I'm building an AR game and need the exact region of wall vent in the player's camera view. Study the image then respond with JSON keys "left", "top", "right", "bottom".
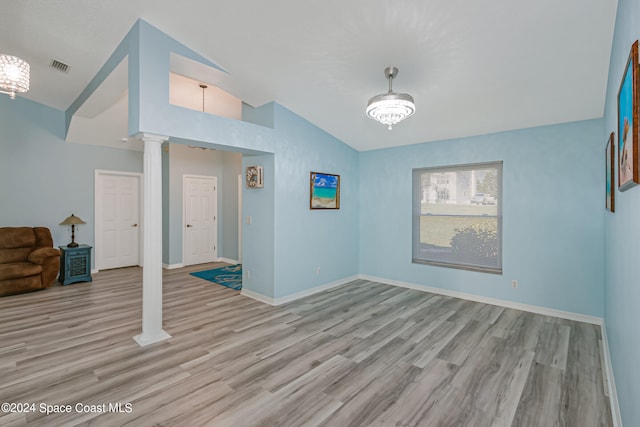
{"left": 49, "top": 59, "right": 70, "bottom": 73}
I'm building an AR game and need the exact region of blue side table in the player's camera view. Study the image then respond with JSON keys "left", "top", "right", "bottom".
{"left": 59, "top": 245, "right": 92, "bottom": 285}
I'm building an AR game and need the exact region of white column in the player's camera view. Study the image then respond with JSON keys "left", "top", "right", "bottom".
{"left": 133, "top": 133, "right": 171, "bottom": 346}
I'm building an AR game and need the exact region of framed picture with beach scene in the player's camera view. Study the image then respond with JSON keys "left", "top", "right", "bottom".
{"left": 310, "top": 172, "right": 340, "bottom": 209}
{"left": 618, "top": 40, "right": 639, "bottom": 191}
{"left": 606, "top": 132, "right": 615, "bottom": 212}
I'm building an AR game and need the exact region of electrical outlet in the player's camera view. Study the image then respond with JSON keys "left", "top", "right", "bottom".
{"left": 316, "top": 267, "right": 321, "bottom": 275}
{"left": 512, "top": 280, "right": 518, "bottom": 289}
{"left": 246, "top": 216, "right": 253, "bottom": 225}
{"left": 247, "top": 270, "right": 251, "bottom": 279}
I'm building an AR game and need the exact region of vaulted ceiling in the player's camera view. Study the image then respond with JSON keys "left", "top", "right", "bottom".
{"left": 2, "top": 0, "right": 617, "bottom": 151}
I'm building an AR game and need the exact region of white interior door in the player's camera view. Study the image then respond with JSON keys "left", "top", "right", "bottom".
{"left": 184, "top": 175, "right": 217, "bottom": 265}
{"left": 96, "top": 171, "right": 142, "bottom": 270}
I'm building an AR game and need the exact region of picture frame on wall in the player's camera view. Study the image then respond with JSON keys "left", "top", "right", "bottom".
{"left": 246, "top": 165, "right": 264, "bottom": 188}
{"left": 310, "top": 172, "right": 340, "bottom": 209}
{"left": 617, "top": 40, "right": 639, "bottom": 191}
{"left": 606, "top": 132, "right": 615, "bottom": 212}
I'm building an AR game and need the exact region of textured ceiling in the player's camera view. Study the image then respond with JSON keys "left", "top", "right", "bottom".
{"left": 1, "top": 0, "right": 618, "bottom": 151}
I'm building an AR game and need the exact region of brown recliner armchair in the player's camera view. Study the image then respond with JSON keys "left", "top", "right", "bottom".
{"left": 0, "top": 227, "right": 61, "bottom": 297}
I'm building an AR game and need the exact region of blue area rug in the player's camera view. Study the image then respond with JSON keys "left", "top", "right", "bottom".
{"left": 190, "top": 264, "right": 242, "bottom": 290}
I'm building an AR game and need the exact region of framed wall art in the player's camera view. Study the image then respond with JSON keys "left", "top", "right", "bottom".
{"left": 310, "top": 172, "right": 340, "bottom": 209}
{"left": 618, "top": 40, "right": 639, "bottom": 191}
{"left": 606, "top": 132, "right": 615, "bottom": 212}
{"left": 246, "top": 165, "right": 264, "bottom": 188}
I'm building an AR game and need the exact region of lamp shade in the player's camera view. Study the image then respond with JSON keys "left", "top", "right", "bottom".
{"left": 59, "top": 214, "right": 86, "bottom": 226}
{"left": 0, "top": 54, "right": 30, "bottom": 99}
{"left": 60, "top": 214, "right": 86, "bottom": 247}
{"left": 366, "top": 92, "right": 415, "bottom": 130}
{"left": 366, "top": 66, "right": 415, "bottom": 130}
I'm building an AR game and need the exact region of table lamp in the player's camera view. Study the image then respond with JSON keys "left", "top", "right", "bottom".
{"left": 59, "top": 214, "right": 86, "bottom": 247}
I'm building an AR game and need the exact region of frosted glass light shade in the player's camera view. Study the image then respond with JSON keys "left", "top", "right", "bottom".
{"left": 366, "top": 66, "right": 415, "bottom": 130}
{"left": 366, "top": 93, "right": 415, "bottom": 130}
{"left": 0, "top": 54, "right": 30, "bottom": 99}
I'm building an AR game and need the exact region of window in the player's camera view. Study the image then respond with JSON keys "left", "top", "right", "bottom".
{"left": 412, "top": 161, "right": 502, "bottom": 274}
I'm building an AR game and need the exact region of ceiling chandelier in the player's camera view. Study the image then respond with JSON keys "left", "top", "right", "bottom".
{"left": 0, "top": 54, "right": 30, "bottom": 100}
{"left": 366, "top": 66, "right": 415, "bottom": 130}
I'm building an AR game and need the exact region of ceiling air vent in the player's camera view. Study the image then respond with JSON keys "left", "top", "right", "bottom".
{"left": 49, "top": 59, "right": 70, "bottom": 73}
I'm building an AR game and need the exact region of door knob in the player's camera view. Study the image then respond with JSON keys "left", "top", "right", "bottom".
{"left": 186, "top": 224, "right": 193, "bottom": 228}
{"left": 132, "top": 224, "right": 138, "bottom": 227}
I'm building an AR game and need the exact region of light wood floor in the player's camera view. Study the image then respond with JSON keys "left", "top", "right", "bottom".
{"left": 0, "top": 264, "right": 612, "bottom": 426}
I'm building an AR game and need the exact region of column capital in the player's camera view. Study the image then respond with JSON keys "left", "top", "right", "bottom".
{"left": 135, "top": 132, "right": 169, "bottom": 143}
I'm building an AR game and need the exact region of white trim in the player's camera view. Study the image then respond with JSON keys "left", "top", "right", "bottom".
{"left": 134, "top": 132, "right": 170, "bottom": 141}
{"left": 274, "top": 275, "right": 359, "bottom": 305}
{"left": 600, "top": 321, "right": 622, "bottom": 427}
{"left": 358, "top": 274, "right": 603, "bottom": 325}
{"left": 217, "top": 257, "right": 240, "bottom": 265}
{"left": 240, "top": 273, "right": 603, "bottom": 324}
{"left": 163, "top": 263, "right": 185, "bottom": 270}
{"left": 241, "top": 275, "right": 359, "bottom": 306}
{"left": 240, "top": 288, "right": 276, "bottom": 305}
{"left": 238, "top": 174, "right": 242, "bottom": 264}
{"left": 133, "top": 330, "right": 172, "bottom": 347}
{"left": 91, "top": 269, "right": 99, "bottom": 274}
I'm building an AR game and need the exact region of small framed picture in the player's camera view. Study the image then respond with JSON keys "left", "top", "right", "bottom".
{"left": 617, "top": 40, "right": 639, "bottom": 191}
{"left": 310, "top": 172, "right": 340, "bottom": 209}
{"left": 606, "top": 132, "right": 615, "bottom": 212}
{"left": 246, "top": 165, "right": 264, "bottom": 188}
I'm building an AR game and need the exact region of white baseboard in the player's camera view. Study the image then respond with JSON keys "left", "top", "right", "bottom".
{"left": 165, "top": 259, "right": 237, "bottom": 270}
{"left": 274, "top": 275, "right": 359, "bottom": 305}
{"left": 242, "top": 273, "right": 603, "bottom": 324}
{"left": 240, "top": 288, "right": 276, "bottom": 305}
{"left": 357, "top": 274, "right": 603, "bottom": 326}
{"left": 600, "top": 321, "right": 622, "bottom": 427}
{"left": 241, "top": 275, "right": 359, "bottom": 306}
{"left": 163, "top": 263, "right": 185, "bottom": 270}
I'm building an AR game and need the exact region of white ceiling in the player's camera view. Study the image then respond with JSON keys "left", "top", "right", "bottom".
{"left": 2, "top": 0, "right": 618, "bottom": 151}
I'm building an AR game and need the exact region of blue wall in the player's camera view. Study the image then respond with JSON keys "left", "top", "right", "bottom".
{"left": 603, "top": 0, "right": 640, "bottom": 424}
{"left": 220, "top": 151, "right": 242, "bottom": 262}
{"left": 360, "top": 119, "right": 605, "bottom": 317}
{"left": 0, "top": 96, "right": 143, "bottom": 262}
{"left": 242, "top": 153, "right": 276, "bottom": 297}
{"left": 271, "top": 105, "right": 359, "bottom": 298}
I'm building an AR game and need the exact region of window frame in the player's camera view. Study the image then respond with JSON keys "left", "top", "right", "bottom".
{"left": 412, "top": 161, "right": 503, "bottom": 274}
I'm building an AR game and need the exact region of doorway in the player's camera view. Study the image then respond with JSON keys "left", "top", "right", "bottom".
{"left": 183, "top": 175, "right": 218, "bottom": 265}
{"left": 95, "top": 170, "right": 142, "bottom": 270}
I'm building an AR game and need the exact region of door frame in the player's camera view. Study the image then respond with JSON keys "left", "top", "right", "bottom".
{"left": 238, "top": 173, "right": 242, "bottom": 263}
{"left": 94, "top": 170, "right": 144, "bottom": 272}
{"left": 182, "top": 174, "right": 218, "bottom": 266}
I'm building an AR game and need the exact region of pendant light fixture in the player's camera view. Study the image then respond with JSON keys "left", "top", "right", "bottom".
{"left": 199, "top": 83, "right": 207, "bottom": 112}
{"left": 0, "top": 54, "right": 30, "bottom": 100}
{"left": 366, "top": 66, "right": 415, "bottom": 130}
